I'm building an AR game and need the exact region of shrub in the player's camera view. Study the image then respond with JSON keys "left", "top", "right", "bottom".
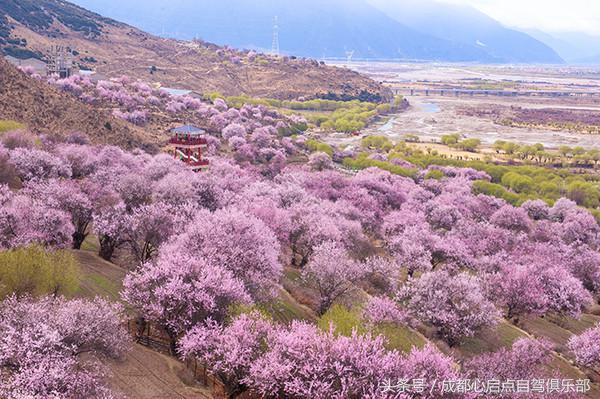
{"left": 305, "top": 139, "right": 334, "bottom": 156}
{"left": 425, "top": 169, "right": 445, "bottom": 180}
{"left": 0, "top": 245, "right": 80, "bottom": 298}
{"left": 0, "top": 130, "right": 38, "bottom": 149}
{"left": 361, "top": 135, "right": 393, "bottom": 151}
{"left": 456, "top": 138, "right": 481, "bottom": 152}
{"left": 473, "top": 181, "right": 521, "bottom": 205}
{"left": 501, "top": 172, "right": 534, "bottom": 193}
{"left": 343, "top": 154, "right": 417, "bottom": 179}
{"left": 0, "top": 120, "right": 24, "bottom": 133}
{"left": 441, "top": 134, "right": 460, "bottom": 146}
{"left": 318, "top": 304, "right": 367, "bottom": 337}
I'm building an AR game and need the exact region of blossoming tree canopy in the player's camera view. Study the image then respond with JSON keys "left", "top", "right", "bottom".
{"left": 0, "top": 296, "right": 129, "bottom": 398}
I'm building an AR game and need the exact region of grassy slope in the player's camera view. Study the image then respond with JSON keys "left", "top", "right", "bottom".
{"left": 71, "top": 249, "right": 124, "bottom": 301}
{"left": 72, "top": 236, "right": 600, "bottom": 397}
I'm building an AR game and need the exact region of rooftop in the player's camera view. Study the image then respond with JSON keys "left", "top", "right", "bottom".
{"left": 170, "top": 124, "right": 206, "bottom": 136}
{"left": 161, "top": 87, "right": 193, "bottom": 97}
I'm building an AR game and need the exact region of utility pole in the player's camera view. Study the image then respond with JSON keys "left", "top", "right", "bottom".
{"left": 48, "top": 45, "right": 74, "bottom": 78}
{"left": 345, "top": 50, "right": 355, "bottom": 63}
{"left": 271, "top": 16, "right": 280, "bottom": 56}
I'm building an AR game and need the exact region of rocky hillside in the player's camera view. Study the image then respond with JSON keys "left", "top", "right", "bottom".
{"left": 0, "top": 0, "right": 390, "bottom": 101}
{"left": 0, "top": 58, "right": 156, "bottom": 149}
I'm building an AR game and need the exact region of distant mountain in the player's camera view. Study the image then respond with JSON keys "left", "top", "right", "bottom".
{"left": 71, "top": 0, "right": 492, "bottom": 61}
{"left": 70, "top": 0, "right": 562, "bottom": 63}
{"left": 573, "top": 53, "right": 600, "bottom": 65}
{"left": 523, "top": 29, "right": 600, "bottom": 64}
{"left": 367, "top": 0, "right": 563, "bottom": 64}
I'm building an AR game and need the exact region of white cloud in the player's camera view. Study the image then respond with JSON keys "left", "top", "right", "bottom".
{"left": 440, "top": 0, "right": 600, "bottom": 35}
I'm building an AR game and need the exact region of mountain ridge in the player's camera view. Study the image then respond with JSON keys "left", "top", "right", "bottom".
{"left": 69, "top": 0, "right": 563, "bottom": 63}
{"left": 367, "top": 0, "right": 563, "bottom": 64}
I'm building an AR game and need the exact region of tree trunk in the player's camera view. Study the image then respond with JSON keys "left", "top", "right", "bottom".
{"left": 166, "top": 327, "right": 178, "bottom": 356}
{"left": 99, "top": 237, "right": 116, "bottom": 261}
{"left": 318, "top": 297, "right": 332, "bottom": 316}
{"left": 226, "top": 385, "right": 245, "bottom": 399}
{"left": 72, "top": 231, "right": 87, "bottom": 250}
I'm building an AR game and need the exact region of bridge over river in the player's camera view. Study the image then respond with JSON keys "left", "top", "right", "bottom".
{"left": 392, "top": 88, "right": 600, "bottom": 98}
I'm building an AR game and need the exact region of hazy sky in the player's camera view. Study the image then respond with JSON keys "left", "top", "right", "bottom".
{"left": 442, "top": 0, "right": 600, "bottom": 35}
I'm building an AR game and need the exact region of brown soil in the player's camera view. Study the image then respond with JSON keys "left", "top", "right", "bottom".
{"left": 105, "top": 344, "right": 213, "bottom": 399}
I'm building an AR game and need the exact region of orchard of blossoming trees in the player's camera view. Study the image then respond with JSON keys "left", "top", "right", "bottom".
{"left": 1, "top": 91, "right": 600, "bottom": 397}
{"left": 0, "top": 296, "right": 128, "bottom": 398}
{"left": 21, "top": 68, "right": 304, "bottom": 135}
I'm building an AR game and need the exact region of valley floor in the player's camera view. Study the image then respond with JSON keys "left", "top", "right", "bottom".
{"left": 325, "top": 96, "right": 600, "bottom": 150}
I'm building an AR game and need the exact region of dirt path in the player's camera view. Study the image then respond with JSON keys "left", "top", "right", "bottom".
{"left": 105, "top": 344, "right": 213, "bottom": 399}
{"left": 71, "top": 249, "right": 127, "bottom": 301}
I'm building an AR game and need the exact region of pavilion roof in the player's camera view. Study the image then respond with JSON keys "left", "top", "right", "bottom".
{"left": 170, "top": 125, "right": 206, "bottom": 136}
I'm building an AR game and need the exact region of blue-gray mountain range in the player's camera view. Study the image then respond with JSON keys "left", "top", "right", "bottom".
{"left": 71, "top": 0, "right": 564, "bottom": 63}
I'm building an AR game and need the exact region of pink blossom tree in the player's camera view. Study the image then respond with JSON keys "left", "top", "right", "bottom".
{"left": 0, "top": 129, "right": 37, "bottom": 149}
{"left": 485, "top": 264, "right": 548, "bottom": 322}
{"left": 0, "top": 145, "right": 17, "bottom": 185}
{"left": 464, "top": 338, "right": 576, "bottom": 398}
{"left": 93, "top": 202, "right": 129, "bottom": 261}
{"left": 362, "top": 256, "right": 402, "bottom": 293}
{"left": 144, "top": 153, "right": 189, "bottom": 181}
{"left": 485, "top": 253, "right": 592, "bottom": 322}
{"left": 122, "top": 252, "right": 250, "bottom": 353}
{"left": 308, "top": 151, "right": 334, "bottom": 171}
{"left": 222, "top": 123, "right": 247, "bottom": 140}
{"left": 115, "top": 172, "right": 153, "bottom": 210}
{"left": 213, "top": 98, "right": 228, "bottom": 111}
{"left": 490, "top": 204, "right": 533, "bottom": 233}
{"left": 0, "top": 195, "right": 74, "bottom": 249}
{"left": 538, "top": 265, "right": 593, "bottom": 317}
{"left": 0, "top": 184, "right": 12, "bottom": 205}
{"left": 521, "top": 199, "right": 550, "bottom": 220}
{"left": 362, "top": 296, "right": 409, "bottom": 326}
{"left": 23, "top": 179, "right": 111, "bottom": 249}
{"left": 235, "top": 196, "right": 293, "bottom": 246}
{"left": 302, "top": 241, "right": 368, "bottom": 315}
{"left": 9, "top": 147, "right": 72, "bottom": 181}
{"left": 247, "top": 322, "right": 404, "bottom": 399}
{"left": 152, "top": 172, "right": 200, "bottom": 206}
{"left": 181, "top": 312, "right": 457, "bottom": 399}
{"left": 112, "top": 109, "right": 148, "bottom": 126}
{"left": 164, "top": 208, "right": 282, "bottom": 299}
{"left": 568, "top": 323, "right": 600, "bottom": 368}
{"left": 54, "top": 144, "right": 98, "bottom": 178}
{"left": 123, "top": 202, "right": 181, "bottom": 263}
{"left": 178, "top": 312, "right": 273, "bottom": 398}
{"left": 559, "top": 210, "right": 600, "bottom": 246}
{"left": 399, "top": 344, "right": 459, "bottom": 394}
{"left": 0, "top": 295, "right": 129, "bottom": 398}
{"left": 397, "top": 270, "right": 500, "bottom": 346}
{"left": 566, "top": 246, "right": 600, "bottom": 293}
{"left": 289, "top": 200, "right": 364, "bottom": 267}
{"left": 248, "top": 321, "right": 457, "bottom": 399}
{"left": 210, "top": 113, "right": 228, "bottom": 132}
